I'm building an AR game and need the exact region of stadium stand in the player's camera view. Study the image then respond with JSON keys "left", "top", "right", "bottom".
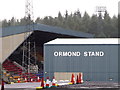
{"left": 1, "top": 24, "right": 94, "bottom": 83}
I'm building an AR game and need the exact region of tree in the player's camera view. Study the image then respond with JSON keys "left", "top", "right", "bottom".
{"left": 58, "top": 11, "right": 63, "bottom": 22}
{"left": 102, "top": 11, "right": 116, "bottom": 37}
{"left": 16, "top": 19, "right": 20, "bottom": 26}
{"left": 88, "top": 14, "right": 98, "bottom": 34}
{"left": 0, "top": 21, "right": 2, "bottom": 27}
{"left": 118, "top": 14, "right": 120, "bottom": 37}
{"left": 65, "top": 10, "right": 68, "bottom": 19}
{"left": 104, "top": 11, "right": 111, "bottom": 23}
{"left": 110, "top": 16, "right": 118, "bottom": 37}
{"left": 2, "top": 19, "right": 8, "bottom": 27}
{"left": 35, "top": 17, "right": 42, "bottom": 24}
{"left": 0, "top": 10, "right": 118, "bottom": 38}
{"left": 81, "top": 12, "right": 90, "bottom": 32}
{"left": 20, "top": 17, "right": 27, "bottom": 25}
{"left": 10, "top": 17, "right": 16, "bottom": 26}
{"left": 76, "top": 9, "right": 81, "bottom": 18}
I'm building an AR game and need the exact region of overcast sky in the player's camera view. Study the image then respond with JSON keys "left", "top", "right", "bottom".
{"left": 0, "top": 0, "right": 119, "bottom": 20}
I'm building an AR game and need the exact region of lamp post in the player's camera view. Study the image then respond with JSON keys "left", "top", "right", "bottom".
{"left": 96, "top": 6, "right": 106, "bottom": 19}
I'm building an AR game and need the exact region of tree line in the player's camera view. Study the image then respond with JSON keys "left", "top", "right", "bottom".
{"left": 0, "top": 10, "right": 118, "bottom": 37}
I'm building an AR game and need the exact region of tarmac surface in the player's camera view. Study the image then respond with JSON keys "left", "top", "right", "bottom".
{"left": 59, "top": 81, "right": 120, "bottom": 90}
{"left": 60, "top": 81, "right": 120, "bottom": 88}
{"left": 1, "top": 81, "right": 120, "bottom": 90}
{"left": 4, "top": 88, "right": 120, "bottom": 90}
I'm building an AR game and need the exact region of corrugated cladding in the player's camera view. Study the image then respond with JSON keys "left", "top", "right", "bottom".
{"left": 0, "top": 24, "right": 94, "bottom": 37}
{"left": 44, "top": 44, "right": 119, "bottom": 82}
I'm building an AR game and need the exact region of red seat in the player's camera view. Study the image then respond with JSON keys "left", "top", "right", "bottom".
{"left": 3, "top": 60, "right": 22, "bottom": 74}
